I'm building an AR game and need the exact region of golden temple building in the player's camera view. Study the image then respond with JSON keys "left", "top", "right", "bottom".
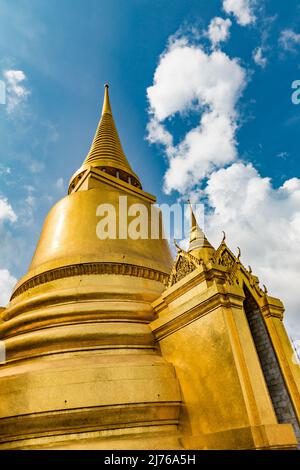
{"left": 0, "top": 85, "right": 300, "bottom": 450}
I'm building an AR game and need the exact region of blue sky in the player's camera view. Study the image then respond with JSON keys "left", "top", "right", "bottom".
{"left": 1, "top": 0, "right": 300, "bottom": 337}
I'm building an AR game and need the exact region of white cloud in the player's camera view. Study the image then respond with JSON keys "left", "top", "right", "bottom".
{"left": 147, "top": 22, "right": 300, "bottom": 338}
{"left": 203, "top": 163, "right": 300, "bottom": 339}
{"left": 3, "top": 69, "right": 30, "bottom": 113}
{"left": 0, "top": 269, "right": 17, "bottom": 306}
{"left": 0, "top": 197, "right": 17, "bottom": 224}
{"left": 223, "top": 0, "right": 256, "bottom": 26}
{"left": 21, "top": 186, "right": 36, "bottom": 226}
{"left": 25, "top": 194, "right": 35, "bottom": 207}
{"left": 277, "top": 151, "right": 289, "bottom": 160}
{"left": 164, "top": 111, "right": 238, "bottom": 193}
{"left": 147, "top": 118, "right": 174, "bottom": 150}
{"left": 207, "top": 17, "right": 232, "bottom": 47}
{"left": 29, "top": 160, "right": 45, "bottom": 174}
{"left": 147, "top": 38, "right": 247, "bottom": 194}
{"left": 56, "top": 177, "right": 65, "bottom": 191}
{"left": 0, "top": 166, "right": 11, "bottom": 176}
{"left": 279, "top": 29, "right": 300, "bottom": 52}
{"left": 253, "top": 46, "right": 267, "bottom": 68}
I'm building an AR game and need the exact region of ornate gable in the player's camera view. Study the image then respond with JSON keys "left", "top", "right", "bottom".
{"left": 212, "top": 242, "right": 240, "bottom": 285}
{"left": 213, "top": 241, "right": 267, "bottom": 300}
{"left": 218, "top": 249, "right": 236, "bottom": 269}
{"left": 168, "top": 250, "right": 202, "bottom": 287}
{"left": 168, "top": 236, "right": 268, "bottom": 304}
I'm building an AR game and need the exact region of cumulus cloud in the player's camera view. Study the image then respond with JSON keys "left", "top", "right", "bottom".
{"left": 223, "top": 0, "right": 256, "bottom": 26}
{"left": 0, "top": 197, "right": 17, "bottom": 224}
{"left": 279, "top": 29, "right": 300, "bottom": 52}
{"left": 253, "top": 46, "right": 267, "bottom": 68}
{"left": 147, "top": 118, "right": 174, "bottom": 149}
{"left": 203, "top": 163, "right": 300, "bottom": 338}
{"left": 147, "top": 18, "right": 300, "bottom": 338}
{"left": 0, "top": 269, "right": 17, "bottom": 306}
{"left": 147, "top": 38, "right": 247, "bottom": 193}
{"left": 207, "top": 17, "right": 232, "bottom": 47}
{"left": 3, "top": 69, "right": 30, "bottom": 113}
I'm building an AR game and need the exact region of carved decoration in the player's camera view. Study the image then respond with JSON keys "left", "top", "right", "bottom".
{"left": 226, "top": 260, "right": 240, "bottom": 286}
{"left": 218, "top": 250, "right": 236, "bottom": 269}
{"left": 168, "top": 251, "right": 201, "bottom": 287}
{"left": 214, "top": 242, "right": 267, "bottom": 297}
{"left": 11, "top": 262, "right": 170, "bottom": 300}
{"left": 173, "top": 256, "right": 196, "bottom": 284}
{"left": 212, "top": 245, "right": 240, "bottom": 286}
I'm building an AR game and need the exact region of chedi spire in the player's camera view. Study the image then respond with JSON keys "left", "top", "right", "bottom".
{"left": 188, "top": 200, "right": 215, "bottom": 262}
{"left": 70, "top": 84, "right": 141, "bottom": 191}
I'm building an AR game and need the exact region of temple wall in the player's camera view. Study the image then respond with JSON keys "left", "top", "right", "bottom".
{"left": 151, "top": 269, "right": 297, "bottom": 449}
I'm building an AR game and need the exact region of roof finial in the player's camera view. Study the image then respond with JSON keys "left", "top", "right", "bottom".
{"left": 102, "top": 83, "right": 112, "bottom": 115}
{"left": 188, "top": 199, "right": 197, "bottom": 230}
{"left": 187, "top": 198, "right": 214, "bottom": 257}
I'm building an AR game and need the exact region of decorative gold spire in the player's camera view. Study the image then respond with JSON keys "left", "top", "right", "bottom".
{"left": 188, "top": 201, "right": 215, "bottom": 261}
{"left": 82, "top": 84, "right": 141, "bottom": 187}
{"left": 101, "top": 83, "right": 112, "bottom": 115}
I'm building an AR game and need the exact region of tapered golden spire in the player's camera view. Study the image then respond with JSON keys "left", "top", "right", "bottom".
{"left": 101, "top": 83, "right": 112, "bottom": 115}
{"left": 80, "top": 84, "right": 141, "bottom": 188}
{"left": 188, "top": 201, "right": 215, "bottom": 261}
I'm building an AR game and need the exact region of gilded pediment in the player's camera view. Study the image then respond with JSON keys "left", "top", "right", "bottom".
{"left": 168, "top": 250, "right": 202, "bottom": 287}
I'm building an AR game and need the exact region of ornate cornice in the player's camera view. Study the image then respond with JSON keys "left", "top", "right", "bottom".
{"left": 11, "top": 262, "right": 169, "bottom": 300}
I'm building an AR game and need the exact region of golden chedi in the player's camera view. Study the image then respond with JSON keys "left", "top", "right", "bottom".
{"left": 0, "top": 85, "right": 300, "bottom": 450}
{"left": 0, "top": 85, "right": 181, "bottom": 450}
